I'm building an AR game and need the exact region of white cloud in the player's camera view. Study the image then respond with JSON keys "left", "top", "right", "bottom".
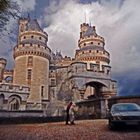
{"left": 43, "top": 0, "right": 140, "bottom": 75}
{"left": 14, "top": 0, "right": 36, "bottom": 12}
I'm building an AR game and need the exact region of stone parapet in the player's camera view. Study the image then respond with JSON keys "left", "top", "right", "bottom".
{"left": 13, "top": 45, "right": 51, "bottom": 60}
{"left": 0, "top": 83, "right": 30, "bottom": 93}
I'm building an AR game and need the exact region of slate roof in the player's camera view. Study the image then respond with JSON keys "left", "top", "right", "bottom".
{"left": 27, "top": 19, "right": 43, "bottom": 32}
{"left": 78, "top": 45, "right": 105, "bottom": 51}
{"left": 83, "top": 26, "right": 96, "bottom": 37}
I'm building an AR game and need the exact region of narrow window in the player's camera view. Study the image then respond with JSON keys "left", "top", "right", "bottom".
{"left": 27, "top": 56, "right": 33, "bottom": 66}
{"left": 27, "top": 69, "right": 32, "bottom": 79}
{"left": 41, "top": 86, "right": 44, "bottom": 97}
{"left": 51, "top": 79, "right": 55, "bottom": 86}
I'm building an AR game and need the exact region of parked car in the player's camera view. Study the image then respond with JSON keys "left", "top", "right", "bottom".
{"left": 108, "top": 103, "right": 140, "bottom": 129}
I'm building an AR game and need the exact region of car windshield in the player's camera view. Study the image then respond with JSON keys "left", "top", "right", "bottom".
{"left": 112, "top": 104, "right": 140, "bottom": 112}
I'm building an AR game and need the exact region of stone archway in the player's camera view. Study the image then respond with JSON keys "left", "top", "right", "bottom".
{"left": 8, "top": 95, "right": 21, "bottom": 111}
{"left": 84, "top": 81, "right": 107, "bottom": 99}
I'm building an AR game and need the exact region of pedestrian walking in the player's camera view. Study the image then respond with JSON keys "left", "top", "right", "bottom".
{"left": 69, "top": 102, "right": 77, "bottom": 125}
{"left": 65, "top": 101, "right": 72, "bottom": 125}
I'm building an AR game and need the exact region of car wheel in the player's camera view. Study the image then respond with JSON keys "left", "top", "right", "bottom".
{"left": 108, "top": 120, "right": 115, "bottom": 130}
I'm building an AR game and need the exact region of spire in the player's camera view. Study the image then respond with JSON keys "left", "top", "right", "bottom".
{"left": 27, "top": 13, "right": 30, "bottom": 21}
{"left": 84, "top": 12, "right": 87, "bottom": 23}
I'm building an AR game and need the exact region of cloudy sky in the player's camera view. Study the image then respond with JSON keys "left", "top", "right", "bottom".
{"left": 0, "top": 0, "right": 140, "bottom": 96}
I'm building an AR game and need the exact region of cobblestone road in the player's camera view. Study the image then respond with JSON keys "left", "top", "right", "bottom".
{"left": 0, "top": 119, "right": 140, "bottom": 140}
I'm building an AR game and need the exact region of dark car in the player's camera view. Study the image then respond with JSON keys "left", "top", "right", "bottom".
{"left": 108, "top": 103, "right": 140, "bottom": 129}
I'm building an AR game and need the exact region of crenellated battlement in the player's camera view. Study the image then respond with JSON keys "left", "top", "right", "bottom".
{"left": 13, "top": 44, "right": 51, "bottom": 60}
{"left": 0, "top": 83, "right": 30, "bottom": 93}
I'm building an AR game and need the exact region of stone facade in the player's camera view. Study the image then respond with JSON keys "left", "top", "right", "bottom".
{"left": 0, "top": 16, "right": 117, "bottom": 117}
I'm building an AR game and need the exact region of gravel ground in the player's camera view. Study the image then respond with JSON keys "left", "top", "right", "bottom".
{"left": 0, "top": 119, "right": 140, "bottom": 140}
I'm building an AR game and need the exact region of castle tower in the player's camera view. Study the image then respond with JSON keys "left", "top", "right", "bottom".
{"left": 0, "top": 58, "right": 7, "bottom": 82}
{"left": 75, "top": 23, "right": 110, "bottom": 70}
{"left": 13, "top": 17, "right": 51, "bottom": 109}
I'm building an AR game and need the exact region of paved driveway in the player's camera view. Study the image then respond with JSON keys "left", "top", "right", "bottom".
{"left": 0, "top": 119, "right": 140, "bottom": 140}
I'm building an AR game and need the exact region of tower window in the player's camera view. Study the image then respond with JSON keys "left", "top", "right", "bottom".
{"left": 31, "top": 35, "right": 34, "bottom": 38}
{"left": 27, "top": 56, "right": 33, "bottom": 66}
{"left": 98, "top": 42, "right": 100, "bottom": 45}
{"left": 27, "top": 69, "right": 32, "bottom": 79}
{"left": 51, "top": 79, "right": 56, "bottom": 86}
{"left": 91, "top": 42, "right": 93, "bottom": 44}
{"left": 23, "top": 36, "right": 26, "bottom": 39}
{"left": 41, "top": 86, "right": 44, "bottom": 97}
{"left": 84, "top": 43, "right": 86, "bottom": 46}
{"left": 39, "top": 37, "right": 42, "bottom": 40}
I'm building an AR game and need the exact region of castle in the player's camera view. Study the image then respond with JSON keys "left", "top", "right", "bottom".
{"left": 0, "top": 16, "right": 117, "bottom": 116}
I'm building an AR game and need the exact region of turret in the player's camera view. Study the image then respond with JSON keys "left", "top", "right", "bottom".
{"left": 75, "top": 23, "right": 110, "bottom": 70}
{"left": 0, "top": 58, "right": 7, "bottom": 82}
{"left": 13, "top": 16, "right": 51, "bottom": 109}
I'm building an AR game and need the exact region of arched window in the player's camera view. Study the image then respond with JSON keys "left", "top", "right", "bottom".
{"left": 8, "top": 96, "right": 21, "bottom": 111}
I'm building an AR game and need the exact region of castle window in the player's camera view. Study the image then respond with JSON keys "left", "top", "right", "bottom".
{"left": 27, "top": 69, "right": 32, "bottom": 79}
{"left": 91, "top": 42, "right": 93, "bottom": 44}
{"left": 97, "top": 50, "right": 99, "bottom": 53}
{"left": 39, "top": 37, "right": 42, "bottom": 40}
{"left": 30, "top": 44, "right": 32, "bottom": 46}
{"left": 82, "top": 51, "right": 84, "bottom": 54}
{"left": 41, "top": 86, "right": 44, "bottom": 97}
{"left": 31, "top": 35, "right": 34, "bottom": 38}
{"left": 84, "top": 43, "right": 86, "bottom": 46}
{"left": 23, "top": 36, "right": 26, "bottom": 39}
{"left": 107, "top": 70, "right": 110, "bottom": 75}
{"left": 38, "top": 44, "right": 40, "bottom": 47}
{"left": 22, "top": 44, "right": 25, "bottom": 47}
{"left": 89, "top": 50, "right": 91, "bottom": 53}
{"left": 28, "top": 56, "right": 33, "bottom": 66}
{"left": 98, "top": 42, "right": 100, "bottom": 45}
{"left": 51, "top": 79, "right": 56, "bottom": 86}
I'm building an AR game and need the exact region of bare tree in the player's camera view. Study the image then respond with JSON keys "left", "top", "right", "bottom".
{"left": 0, "top": 0, "right": 20, "bottom": 32}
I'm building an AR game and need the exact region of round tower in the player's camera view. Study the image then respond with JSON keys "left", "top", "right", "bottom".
{"left": 0, "top": 58, "right": 7, "bottom": 82}
{"left": 75, "top": 23, "right": 110, "bottom": 70}
{"left": 13, "top": 17, "right": 51, "bottom": 108}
